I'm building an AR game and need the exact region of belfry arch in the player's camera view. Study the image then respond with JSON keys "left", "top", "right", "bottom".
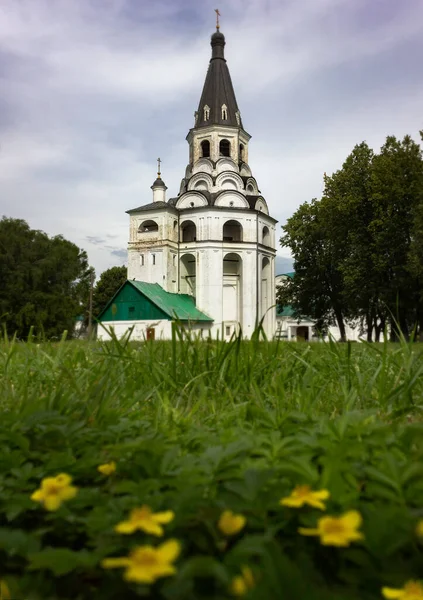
{"left": 180, "top": 220, "right": 196, "bottom": 242}
{"left": 180, "top": 253, "right": 196, "bottom": 296}
{"left": 223, "top": 220, "right": 243, "bottom": 242}
{"left": 222, "top": 252, "right": 242, "bottom": 337}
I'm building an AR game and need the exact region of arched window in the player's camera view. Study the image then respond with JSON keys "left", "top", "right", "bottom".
{"left": 201, "top": 140, "right": 210, "bottom": 158}
{"left": 180, "top": 253, "right": 196, "bottom": 296}
{"left": 221, "top": 104, "right": 228, "bottom": 120}
{"left": 203, "top": 104, "right": 210, "bottom": 121}
{"left": 246, "top": 184, "right": 254, "bottom": 194}
{"left": 139, "top": 220, "right": 158, "bottom": 233}
{"left": 262, "top": 226, "right": 270, "bottom": 245}
{"left": 219, "top": 139, "right": 231, "bottom": 157}
{"left": 239, "top": 144, "right": 244, "bottom": 161}
{"left": 181, "top": 220, "right": 196, "bottom": 242}
{"left": 223, "top": 220, "right": 242, "bottom": 242}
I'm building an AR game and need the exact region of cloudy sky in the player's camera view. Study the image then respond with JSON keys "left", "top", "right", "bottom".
{"left": 1, "top": 0, "right": 423, "bottom": 277}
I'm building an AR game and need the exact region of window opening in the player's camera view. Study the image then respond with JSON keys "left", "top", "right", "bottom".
{"left": 219, "top": 139, "right": 230, "bottom": 157}
{"left": 152, "top": 254, "right": 156, "bottom": 265}
{"left": 203, "top": 104, "right": 210, "bottom": 121}
{"left": 139, "top": 220, "right": 158, "bottom": 233}
{"left": 221, "top": 104, "right": 228, "bottom": 120}
{"left": 201, "top": 140, "right": 210, "bottom": 158}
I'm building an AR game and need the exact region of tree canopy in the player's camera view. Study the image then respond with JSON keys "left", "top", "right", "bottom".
{"left": 0, "top": 217, "right": 92, "bottom": 339}
{"left": 279, "top": 132, "right": 423, "bottom": 341}
{"left": 92, "top": 265, "right": 127, "bottom": 319}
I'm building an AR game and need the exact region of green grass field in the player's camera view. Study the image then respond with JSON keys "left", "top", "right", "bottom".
{"left": 1, "top": 330, "right": 423, "bottom": 599}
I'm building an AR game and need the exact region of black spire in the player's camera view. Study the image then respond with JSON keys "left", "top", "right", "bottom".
{"left": 195, "top": 30, "right": 243, "bottom": 129}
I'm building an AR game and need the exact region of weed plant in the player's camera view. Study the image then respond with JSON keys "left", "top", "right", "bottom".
{"left": 0, "top": 327, "right": 423, "bottom": 599}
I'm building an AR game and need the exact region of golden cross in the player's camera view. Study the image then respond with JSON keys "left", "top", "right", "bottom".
{"left": 215, "top": 8, "right": 221, "bottom": 30}
{"left": 157, "top": 157, "right": 161, "bottom": 176}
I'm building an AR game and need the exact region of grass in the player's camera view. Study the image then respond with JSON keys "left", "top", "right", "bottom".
{"left": 1, "top": 329, "right": 423, "bottom": 599}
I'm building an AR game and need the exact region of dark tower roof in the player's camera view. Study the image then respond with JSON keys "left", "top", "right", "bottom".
{"left": 196, "top": 30, "right": 243, "bottom": 129}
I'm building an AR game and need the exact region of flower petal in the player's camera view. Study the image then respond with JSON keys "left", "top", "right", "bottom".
{"left": 298, "top": 527, "right": 320, "bottom": 536}
{"left": 102, "top": 557, "right": 131, "bottom": 569}
{"left": 313, "top": 490, "right": 330, "bottom": 500}
{"left": 416, "top": 520, "right": 423, "bottom": 537}
{"left": 55, "top": 473, "right": 72, "bottom": 486}
{"left": 381, "top": 587, "right": 404, "bottom": 599}
{"left": 153, "top": 510, "right": 175, "bottom": 524}
{"left": 44, "top": 496, "right": 62, "bottom": 511}
{"left": 320, "top": 534, "right": 351, "bottom": 547}
{"left": 341, "top": 510, "right": 362, "bottom": 529}
{"left": 231, "top": 575, "right": 248, "bottom": 596}
{"left": 59, "top": 486, "right": 78, "bottom": 501}
{"left": 31, "top": 490, "right": 43, "bottom": 502}
{"left": 157, "top": 539, "right": 181, "bottom": 563}
{"left": 124, "top": 566, "right": 156, "bottom": 583}
{"left": 306, "top": 498, "right": 327, "bottom": 510}
{"left": 115, "top": 520, "right": 138, "bottom": 534}
{"left": 241, "top": 566, "right": 254, "bottom": 588}
{"left": 0, "top": 580, "right": 11, "bottom": 600}
{"left": 280, "top": 497, "right": 305, "bottom": 508}
{"left": 138, "top": 521, "right": 164, "bottom": 536}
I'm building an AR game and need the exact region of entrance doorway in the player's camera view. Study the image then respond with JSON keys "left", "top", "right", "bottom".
{"left": 146, "top": 327, "right": 155, "bottom": 341}
{"left": 296, "top": 326, "right": 309, "bottom": 342}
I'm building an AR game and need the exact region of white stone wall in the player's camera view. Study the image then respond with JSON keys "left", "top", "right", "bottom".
{"left": 97, "top": 319, "right": 213, "bottom": 341}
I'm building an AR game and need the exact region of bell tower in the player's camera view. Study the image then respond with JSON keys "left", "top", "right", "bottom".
{"left": 126, "top": 18, "right": 277, "bottom": 339}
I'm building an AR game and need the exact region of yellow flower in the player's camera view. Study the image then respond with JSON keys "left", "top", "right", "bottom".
{"left": 98, "top": 462, "right": 116, "bottom": 476}
{"left": 280, "top": 484, "right": 330, "bottom": 510}
{"left": 0, "top": 579, "right": 11, "bottom": 600}
{"left": 30, "top": 473, "right": 78, "bottom": 511}
{"left": 115, "top": 505, "right": 174, "bottom": 536}
{"left": 102, "top": 539, "right": 180, "bottom": 584}
{"left": 218, "top": 510, "right": 246, "bottom": 536}
{"left": 298, "top": 510, "right": 364, "bottom": 547}
{"left": 382, "top": 580, "right": 423, "bottom": 599}
{"left": 416, "top": 520, "right": 423, "bottom": 538}
{"left": 230, "top": 566, "right": 255, "bottom": 596}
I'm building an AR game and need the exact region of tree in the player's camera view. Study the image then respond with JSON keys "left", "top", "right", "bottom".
{"left": 279, "top": 134, "right": 423, "bottom": 341}
{"left": 369, "top": 135, "right": 423, "bottom": 339}
{"left": 0, "top": 217, "right": 92, "bottom": 338}
{"left": 279, "top": 199, "right": 350, "bottom": 341}
{"left": 322, "top": 142, "right": 383, "bottom": 341}
{"left": 92, "top": 265, "right": 127, "bottom": 319}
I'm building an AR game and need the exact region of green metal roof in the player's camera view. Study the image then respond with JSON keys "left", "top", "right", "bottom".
{"left": 276, "top": 271, "right": 295, "bottom": 278}
{"left": 276, "top": 305, "right": 296, "bottom": 317}
{"left": 127, "top": 281, "right": 213, "bottom": 322}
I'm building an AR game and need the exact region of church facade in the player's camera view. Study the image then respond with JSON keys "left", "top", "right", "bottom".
{"left": 98, "top": 27, "right": 277, "bottom": 341}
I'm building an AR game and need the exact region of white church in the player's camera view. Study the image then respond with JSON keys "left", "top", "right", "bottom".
{"left": 97, "top": 25, "right": 362, "bottom": 343}
{"left": 98, "top": 25, "right": 277, "bottom": 341}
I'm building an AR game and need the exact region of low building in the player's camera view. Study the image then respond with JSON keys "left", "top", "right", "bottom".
{"left": 97, "top": 281, "right": 212, "bottom": 341}
{"left": 275, "top": 272, "right": 362, "bottom": 342}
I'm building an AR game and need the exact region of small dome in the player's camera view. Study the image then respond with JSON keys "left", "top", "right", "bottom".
{"left": 211, "top": 30, "right": 225, "bottom": 45}
{"left": 151, "top": 177, "right": 166, "bottom": 188}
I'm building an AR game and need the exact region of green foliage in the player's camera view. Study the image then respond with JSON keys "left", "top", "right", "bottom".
{"left": 279, "top": 134, "right": 423, "bottom": 341}
{"left": 0, "top": 217, "right": 92, "bottom": 339}
{"left": 0, "top": 335, "right": 423, "bottom": 599}
{"left": 92, "top": 266, "right": 127, "bottom": 320}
